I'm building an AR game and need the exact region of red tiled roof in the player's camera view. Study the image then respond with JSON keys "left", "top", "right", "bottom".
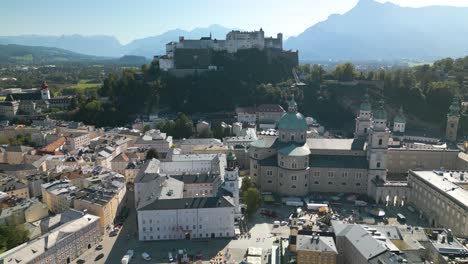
{"left": 40, "top": 137, "right": 65, "bottom": 153}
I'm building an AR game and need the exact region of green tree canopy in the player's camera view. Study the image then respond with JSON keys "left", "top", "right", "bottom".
{"left": 145, "top": 148, "right": 160, "bottom": 160}
{"left": 242, "top": 187, "right": 261, "bottom": 216}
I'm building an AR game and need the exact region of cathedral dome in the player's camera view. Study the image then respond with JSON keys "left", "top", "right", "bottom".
{"left": 277, "top": 97, "right": 307, "bottom": 131}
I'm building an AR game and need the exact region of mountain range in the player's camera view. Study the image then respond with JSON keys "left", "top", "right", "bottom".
{"left": 0, "top": 25, "right": 233, "bottom": 59}
{"left": 2, "top": 1, "right": 468, "bottom": 61}
{"left": 285, "top": 0, "right": 468, "bottom": 61}
{"left": 0, "top": 44, "right": 149, "bottom": 65}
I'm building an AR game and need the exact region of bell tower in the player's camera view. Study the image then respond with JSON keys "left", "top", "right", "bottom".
{"left": 367, "top": 100, "right": 390, "bottom": 194}
{"left": 41, "top": 80, "right": 51, "bottom": 100}
{"left": 355, "top": 89, "right": 372, "bottom": 138}
{"left": 224, "top": 152, "right": 241, "bottom": 218}
{"left": 446, "top": 97, "right": 460, "bottom": 142}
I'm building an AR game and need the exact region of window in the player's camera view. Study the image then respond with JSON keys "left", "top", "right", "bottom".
{"left": 143, "top": 227, "right": 146, "bottom": 231}
{"left": 291, "top": 135, "right": 295, "bottom": 141}
{"left": 376, "top": 162, "right": 381, "bottom": 168}
{"left": 282, "top": 134, "right": 285, "bottom": 139}
{"left": 254, "top": 153, "right": 258, "bottom": 158}
{"left": 280, "top": 161, "right": 284, "bottom": 166}
{"left": 378, "top": 139, "right": 383, "bottom": 145}
{"left": 328, "top": 171, "right": 334, "bottom": 177}
{"left": 267, "top": 180, "right": 272, "bottom": 183}
{"left": 292, "top": 185, "right": 296, "bottom": 189}
{"left": 301, "top": 135, "right": 304, "bottom": 140}
{"left": 291, "top": 175, "right": 297, "bottom": 181}
{"left": 328, "top": 181, "right": 333, "bottom": 185}
{"left": 356, "top": 183, "right": 361, "bottom": 186}
{"left": 314, "top": 181, "right": 319, "bottom": 184}
{"left": 267, "top": 170, "right": 273, "bottom": 176}
{"left": 364, "top": 128, "right": 367, "bottom": 133}
{"left": 342, "top": 182, "right": 346, "bottom": 186}
{"left": 342, "top": 172, "right": 347, "bottom": 178}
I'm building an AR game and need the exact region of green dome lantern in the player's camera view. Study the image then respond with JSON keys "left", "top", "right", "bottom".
{"left": 277, "top": 95, "right": 307, "bottom": 131}
{"left": 373, "top": 100, "right": 387, "bottom": 120}
{"left": 360, "top": 90, "right": 372, "bottom": 111}
{"left": 394, "top": 106, "right": 406, "bottom": 123}
{"left": 448, "top": 97, "right": 461, "bottom": 117}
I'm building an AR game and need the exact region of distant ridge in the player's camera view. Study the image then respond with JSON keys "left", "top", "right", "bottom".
{"left": 0, "top": 25, "right": 235, "bottom": 58}
{"left": 0, "top": 44, "right": 149, "bottom": 65}
{"left": 285, "top": 0, "right": 468, "bottom": 61}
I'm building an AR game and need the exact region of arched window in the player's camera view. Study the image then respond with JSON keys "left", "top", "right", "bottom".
{"left": 291, "top": 135, "right": 295, "bottom": 141}
{"left": 378, "top": 139, "right": 383, "bottom": 145}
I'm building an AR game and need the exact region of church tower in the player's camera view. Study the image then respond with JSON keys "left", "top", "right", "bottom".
{"left": 41, "top": 80, "right": 51, "bottom": 100}
{"left": 224, "top": 152, "right": 241, "bottom": 218}
{"left": 355, "top": 90, "right": 372, "bottom": 138}
{"left": 446, "top": 97, "right": 460, "bottom": 142}
{"left": 367, "top": 100, "right": 390, "bottom": 192}
{"left": 393, "top": 106, "right": 406, "bottom": 133}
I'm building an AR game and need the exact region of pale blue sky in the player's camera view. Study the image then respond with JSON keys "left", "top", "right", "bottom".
{"left": 2, "top": 0, "right": 468, "bottom": 44}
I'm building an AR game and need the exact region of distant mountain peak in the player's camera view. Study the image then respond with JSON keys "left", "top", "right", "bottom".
{"left": 285, "top": 1, "right": 468, "bottom": 61}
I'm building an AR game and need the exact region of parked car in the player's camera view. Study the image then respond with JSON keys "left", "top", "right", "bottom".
{"left": 76, "top": 259, "right": 85, "bottom": 264}
{"left": 109, "top": 231, "right": 118, "bottom": 237}
{"left": 95, "top": 253, "right": 104, "bottom": 261}
{"left": 142, "top": 252, "right": 151, "bottom": 261}
{"left": 168, "top": 252, "right": 174, "bottom": 262}
{"left": 95, "top": 245, "right": 103, "bottom": 250}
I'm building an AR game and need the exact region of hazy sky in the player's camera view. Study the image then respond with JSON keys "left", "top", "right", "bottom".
{"left": 2, "top": 0, "right": 468, "bottom": 44}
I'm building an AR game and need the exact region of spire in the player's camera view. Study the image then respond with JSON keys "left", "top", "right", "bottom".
{"left": 394, "top": 106, "right": 406, "bottom": 123}
{"left": 41, "top": 80, "right": 49, "bottom": 90}
{"left": 226, "top": 152, "right": 237, "bottom": 171}
{"left": 448, "top": 97, "right": 460, "bottom": 117}
{"left": 287, "top": 95, "right": 298, "bottom": 113}
{"left": 374, "top": 100, "right": 387, "bottom": 120}
{"left": 360, "top": 89, "right": 372, "bottom": 111}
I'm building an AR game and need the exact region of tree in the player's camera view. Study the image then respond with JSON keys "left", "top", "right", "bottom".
{"left": 334, "top": 63, "right": 356, "bottom": 81}
{"left": 240, "top": 176, "right": 253, "bottom": 194}
{"left": 0, "top": 225, "right": 29, "bottom": 253}
{"left": 242, "top": 187, "right": 261, "bottom": 216}
{"left": 198, "top": 128, "right": 214, "bottom": 138}
{"left": 145, "top": 148, "right": 160, "bottom": 160}
{"left": 143, "top": 124, "right": 151, "bottom": 133}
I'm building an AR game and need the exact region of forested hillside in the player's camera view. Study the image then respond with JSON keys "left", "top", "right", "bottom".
{"left": 72, "top": 53, "right": 468, "bottom": 138}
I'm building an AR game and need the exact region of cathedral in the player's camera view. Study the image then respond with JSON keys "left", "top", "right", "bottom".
{"left": 249, "top": 93, "right": 465, "bottom": 204}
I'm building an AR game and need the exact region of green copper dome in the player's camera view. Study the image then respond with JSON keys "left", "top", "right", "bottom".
{"left": 278, "top": 95, "right": 307, "bottom": 131}
{"left": 360, "top": 90, "right": 372, "bottom": 111}
{"left": 373, "top": 100, "right": 387, "bottom": 120}
{"left": 448, "top": 97, "right": 461, "bottom": 117}
{"left": 394, "top": 106, "right": 406, "bottom": 123}
{"left": 278, "top": 112, "right": 307, "bottom": 130}
{"left": 227, "top": 152, "right": 237, "bottom": 161}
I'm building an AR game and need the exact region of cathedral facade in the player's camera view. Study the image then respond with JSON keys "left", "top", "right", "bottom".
{"left": 249, "top": 93, "right": 465, "bottom": 203}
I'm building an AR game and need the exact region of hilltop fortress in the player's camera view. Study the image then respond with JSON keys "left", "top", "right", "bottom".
{"left": 156, "top": 28, "right": 298, "bottom": 74}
